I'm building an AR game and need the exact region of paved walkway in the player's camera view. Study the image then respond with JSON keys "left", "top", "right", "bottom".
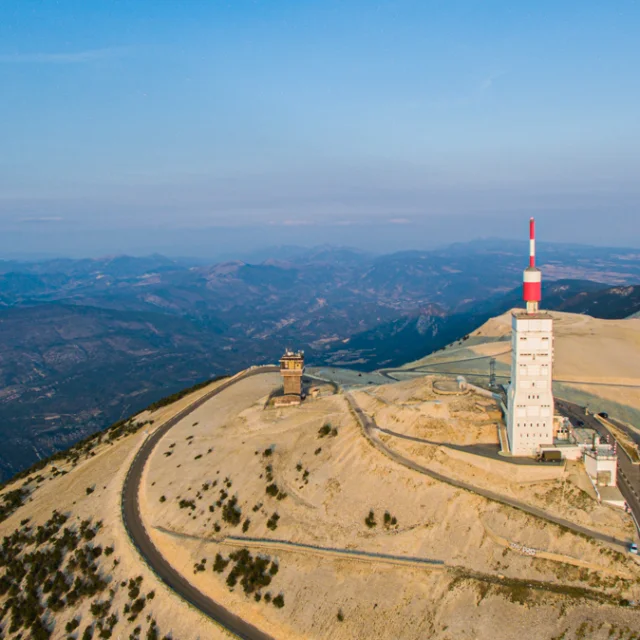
{"left": 222, "top": 536, "right": 445, "bottom": 570}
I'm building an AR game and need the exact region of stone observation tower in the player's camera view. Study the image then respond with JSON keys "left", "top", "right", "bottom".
{"left": 506, "top": 218, "right": 555, "bottom": 456}
{"left": 279, "top": 349, "right": 305, "bottom": 398}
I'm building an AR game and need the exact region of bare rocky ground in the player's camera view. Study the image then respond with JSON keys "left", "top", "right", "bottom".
{"left": 403, "top": 310, "right": 640, "bottom": 427}
{"left": 1, "top": 361, "right": 639, "bottom": 639}
{"left": 0, "top": 379, "right": 235, "bottom": 640}
{"left": 354, "top": 378, "right": 635, "bottom": 541}
{"left": 141, "top": 373, "right": 640, "bottom": 640}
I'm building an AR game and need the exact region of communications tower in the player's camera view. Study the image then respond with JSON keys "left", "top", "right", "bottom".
{"left": 506, "top": 218, "right": 555, "bottom": 456}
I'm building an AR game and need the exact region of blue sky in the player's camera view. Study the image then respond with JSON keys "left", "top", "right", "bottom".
{"left": 1, "top": 1, "right": 639, "bottom": 257}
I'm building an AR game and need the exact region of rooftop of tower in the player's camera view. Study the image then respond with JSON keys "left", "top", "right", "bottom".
{"left": 512, "top": 310, "right": 553, "bottom": 320}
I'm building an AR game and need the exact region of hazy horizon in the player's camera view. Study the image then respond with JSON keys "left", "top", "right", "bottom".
{"left": 3, "top": 225, "right": 640, "bottom": 264}
{"left": 1, "top": 1, "right": 639, "bottom": 257}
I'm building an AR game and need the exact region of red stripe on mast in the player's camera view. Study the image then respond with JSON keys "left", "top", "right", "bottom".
{"left": 529, "top": 217, "right": 535, "bottom": 267}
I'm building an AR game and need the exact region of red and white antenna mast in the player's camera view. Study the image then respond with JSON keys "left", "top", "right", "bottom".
{"left": 523, "top": 217, "right": 542, "bottom": 314}
{"left": 529, "top": 217, "right": 536, "bottom": 268}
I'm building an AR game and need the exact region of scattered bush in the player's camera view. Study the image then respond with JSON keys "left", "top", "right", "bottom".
{"left": 129, "top": 596, "right": 147, "bottom": 619}
{"left": 146, "top": 620, "right": 159, "bottom": 640}
{"left": 222, "top": 496, "right": 242, "bottom": 526}
{"left": 66, "top": 618, "right": 81, "bottom": 633}
{"left": 213, "top": 554, "right": 230, "bottom": 573}
{"left": 318, "top": 424, "right": 338, "bottom": 438}
{"left": 318, "top": 424, "right": 331, "bottom": 438}
{"left": 266, "top": 484, "right": 279, "bottom": 497}
{"left": 226, "top": 549, "right": 275, "bottom": 595}
{"left": 0, "top": 487, "right": 30, "bottom": 523}
{"left": 365, "top": 510, "right": 376, "bottom": 528}
{"left": 266, "top": 513, "right": 280, "bottom": 530}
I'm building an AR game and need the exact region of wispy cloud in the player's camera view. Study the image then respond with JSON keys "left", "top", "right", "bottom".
{"left": 0, "top": 47, "right": 130, "bottom": 64}
{"left": 480, "top": 70, "right": 507, "bottom": 92}
{"left": 269, "top": 219, "right": 315, "bottom": 227}
{"left": 19, "top": 216, "right": 64, "bottom": 224}
{"left": 388, "top": 217, "right": 411, "bottom": 224}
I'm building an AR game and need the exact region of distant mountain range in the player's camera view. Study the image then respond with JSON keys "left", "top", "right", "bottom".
{"left": 338, "top": 280, "right": 640, "bottom": 369}
{"left": 0, "top": 239, "right": 638, "bottom": 480}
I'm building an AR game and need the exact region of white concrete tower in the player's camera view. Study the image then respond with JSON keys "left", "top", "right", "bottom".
{"left": 506, "top": 218, "right": 555, "bottom": 456}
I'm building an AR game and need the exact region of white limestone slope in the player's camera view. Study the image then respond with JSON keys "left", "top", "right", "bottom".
{"left": 404, "top": 310, "right": 640, "bottom": 423}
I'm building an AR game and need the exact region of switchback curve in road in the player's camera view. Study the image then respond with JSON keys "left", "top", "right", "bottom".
{"left": 345, "top": 393, "right": 632, "bottom": 552}
{"left": 121, "top": 366, "right": 279, "bottom": 640}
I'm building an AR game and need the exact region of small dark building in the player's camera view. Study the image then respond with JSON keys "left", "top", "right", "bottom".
{"left": 280, "top": 349, "right": 305, "bottom": 397}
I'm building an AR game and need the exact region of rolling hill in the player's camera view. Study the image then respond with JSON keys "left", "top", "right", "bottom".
{"left": 0, "top": 241, "right": 638, "bottom": 480}
{"left": 0, "top": 351, "right": 638, "bottom": 639}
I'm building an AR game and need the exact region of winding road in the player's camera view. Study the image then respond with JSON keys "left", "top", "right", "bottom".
{"left": 345, "top": 393, "right": 633, "bottom": 551}
{"left": 556, "top": 399, "right": 640, "bottom": 537}
{"left": 120, "top": 363, "right": 637, "bottom": 640}
{"left": 121, "top": 366, "right": 278, "bottom": 640}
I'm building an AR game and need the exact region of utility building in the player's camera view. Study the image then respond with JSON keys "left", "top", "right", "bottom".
{"left": 280, "top": 349, "right": 305, "bottom": 398}
{"left": 584, "top": 444, "right": 618, "bottom": 488}
{"left": 506, "top": 219, "right": 555, "bottom": 456}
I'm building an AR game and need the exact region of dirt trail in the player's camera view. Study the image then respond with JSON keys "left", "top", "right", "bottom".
{"left": 482, "top": 522, "right": 635, "bottom": 580}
